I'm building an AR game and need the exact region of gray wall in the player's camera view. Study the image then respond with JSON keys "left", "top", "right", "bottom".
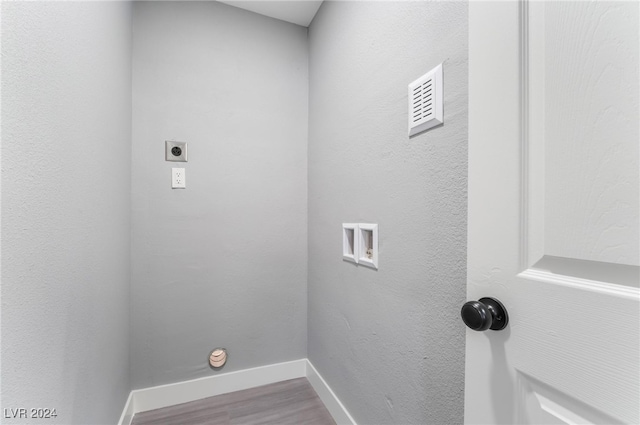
{"left": 1, "top": 2, "right": 133, "bottom": 424}
{"left": 130, "top": 1, "right": 308, "bottom": 389}
{"left": 307, "top": 2, "right": 468, "bottom": 424}
{"left": 2, "top": 2, "right": 468, "bottom": 422}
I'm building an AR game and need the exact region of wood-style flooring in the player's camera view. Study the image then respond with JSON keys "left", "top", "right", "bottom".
{"left": 131, "top": 378, "right": 337, "bottom": 425}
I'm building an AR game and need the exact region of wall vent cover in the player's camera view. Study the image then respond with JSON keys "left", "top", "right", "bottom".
{"left": 408, "top": 63, "right": 443, "bottom": 136}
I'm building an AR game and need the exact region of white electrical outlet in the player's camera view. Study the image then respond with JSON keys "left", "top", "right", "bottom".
{"left": 172, "top": 168, "right": 186, "bottom": 189}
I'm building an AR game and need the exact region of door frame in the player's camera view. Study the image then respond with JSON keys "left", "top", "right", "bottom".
{"left": 466, "top": 2, "right": 524, "bottom": 422}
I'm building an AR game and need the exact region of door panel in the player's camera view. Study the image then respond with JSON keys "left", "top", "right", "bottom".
{"left": 512, "top": 278, "right": 639, "bottom": 423}
{"left": 466, "top": 2, "right": 639, "bottom": 424}
{"left": 517, "top": 372, "right": 624, "bottom": 425}
{"left": 541, "top": 1, "right": 639, "bottom": 266}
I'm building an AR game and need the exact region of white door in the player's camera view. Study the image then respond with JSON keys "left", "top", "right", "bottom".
{"left": 465, "top": 1, "right": 639, "bottom": 424}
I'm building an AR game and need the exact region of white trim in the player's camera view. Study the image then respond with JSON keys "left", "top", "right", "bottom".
{"left": 519, "top": 268, "right": 640, "bottom": 301}
{"left": 131, "top": 359, "right": 306, "bottom": 414}
{"left": 117, "top": 391, "right": 135, "bottom": 425}
{"left": 117, "top": 358, "right": 355, "bottom": 425}
{"left": 518, "top": 0, "right": 530, "bottom": 271}
{"left": 306, "top": 360, "right": 357, "bottom": 425}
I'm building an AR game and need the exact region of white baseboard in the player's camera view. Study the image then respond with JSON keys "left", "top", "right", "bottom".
{"left": 117, "top": 391, "right": 134, "bottom": 425}
{"left": 118, "top": 358, "right": 355, "bottom": 425}
{"left": 306, "top": 360, "right": 356, "bottom": 425}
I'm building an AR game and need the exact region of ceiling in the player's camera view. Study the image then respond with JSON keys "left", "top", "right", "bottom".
{"left": 217, "top": 0, "right": 323, "bottom": 27}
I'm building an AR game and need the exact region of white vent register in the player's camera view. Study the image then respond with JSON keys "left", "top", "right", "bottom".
{"left": 408, "top": 63, "right": 443, "bottom": 136}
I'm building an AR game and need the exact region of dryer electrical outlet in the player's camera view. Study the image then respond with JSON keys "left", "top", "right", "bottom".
{"left": 166, "top": 140, "right": 188, "bottom": 162}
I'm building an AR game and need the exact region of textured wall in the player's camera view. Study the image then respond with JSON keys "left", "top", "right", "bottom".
{"left": 131, "top": 1, "right": 308, "bottom": 389}
{"left": 307, "top": 2, "right": 468, "bottom": 424}
{"left": 1, "top": 2, "right": 132, "bottom": 424}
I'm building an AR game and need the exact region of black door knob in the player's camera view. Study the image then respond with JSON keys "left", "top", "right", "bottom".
{"left": 461, "top": 297, "right": 508, "bottom": 331}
